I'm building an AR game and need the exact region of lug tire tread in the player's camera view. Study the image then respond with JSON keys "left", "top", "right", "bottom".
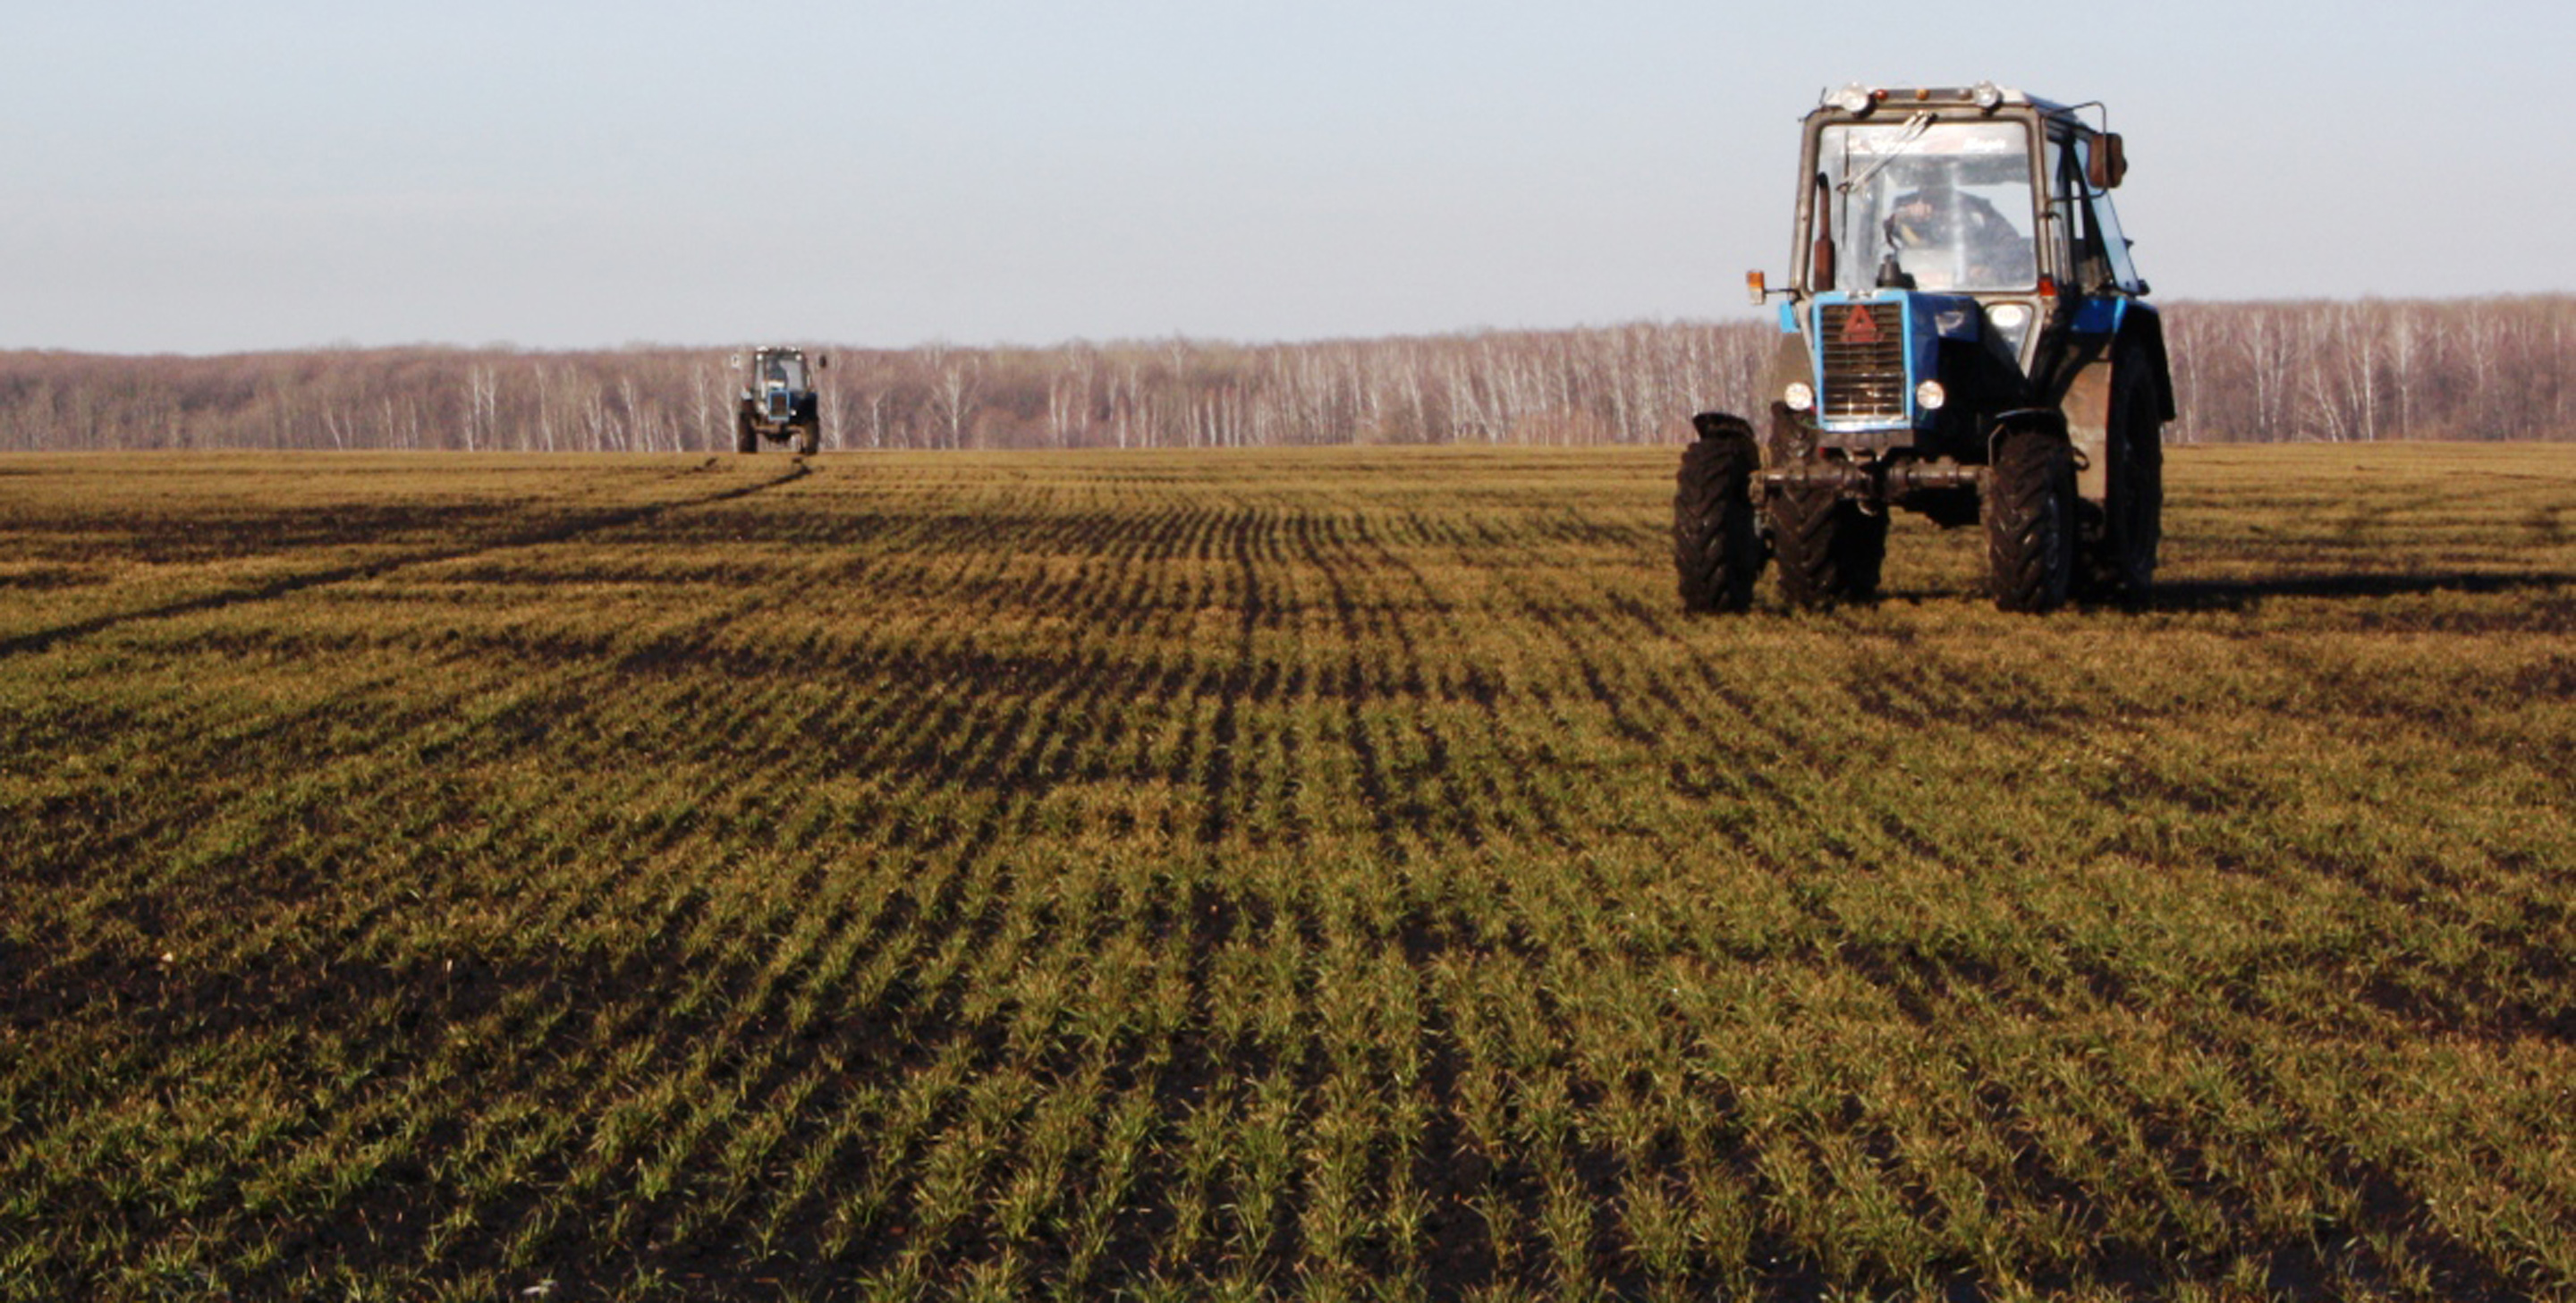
{"left": 1674, "top": 422, "right": 1762, "bottom": 613}
{"left": 1770, "top": 480, "right": 1886, "bottom": 608}
{"left": 2106, "top": 348, "right": 2164, "bottom": 600}
{"left": 1986, "top": 429, "right": 2075, "bottom": 613}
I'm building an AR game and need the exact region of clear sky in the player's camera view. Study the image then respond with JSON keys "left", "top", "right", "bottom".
{"left": 4, "top": 0, "right": 2567, "bottom": 354}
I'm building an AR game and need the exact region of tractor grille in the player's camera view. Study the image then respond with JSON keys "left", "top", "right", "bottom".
{"left": 1818, "top": 303, "right": 1907, "bottom": 422}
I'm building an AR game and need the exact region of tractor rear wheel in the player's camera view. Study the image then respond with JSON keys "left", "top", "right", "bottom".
{"left": 2097, "top": 348, "right": 2164, "bottom": 601}
{"left": 1985, "top": 425, "right": 2075, "bottom": 613}
{"left": 734, "top": 410, "right": 758, "bottom": 454}
{"left": 1674, "top": 416, "right": 1763, "bottom": 613}
{"left": 1769, "top": 478, "right": 1886, "bottom": 608}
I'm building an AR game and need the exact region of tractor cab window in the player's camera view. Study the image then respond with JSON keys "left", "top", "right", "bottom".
{"left": 2049, "top": 135, "right": 2146, "bottom": 295}
{"left": 762, "top": 355, "right": 806, "bottom": 388}
{"left": 2085, "top": 149, "right": 2143, "bottom": 292}
{"left": 1820, "top": 118, "right": 2037, "bottom": 293}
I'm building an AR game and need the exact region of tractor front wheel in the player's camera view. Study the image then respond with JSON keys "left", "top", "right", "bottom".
{"left": 1769, "top": 478, "right": 1886, "bottom": 608}
{"left": 793, "top": 422, "right": 819, "bottom": 456}
{"left": 734, "top": 410, "right": 758, "bottom": 454}
{"left": 1985, "top": 424, "right": 2075, "bottom": 613}
{"left": 1674, "top": 415, "right": 1764, "bottom": 613}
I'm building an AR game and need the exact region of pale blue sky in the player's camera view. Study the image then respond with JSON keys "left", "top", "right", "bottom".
{"left": 4, "top": 0, "right": 2566, "bottom": 353}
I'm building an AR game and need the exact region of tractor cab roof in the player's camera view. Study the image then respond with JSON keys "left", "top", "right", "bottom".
{"left": 1816, "top": 82, "right": 2091, "bottom": 126}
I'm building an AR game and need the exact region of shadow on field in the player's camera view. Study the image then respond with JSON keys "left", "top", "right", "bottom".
{"left": 0, "top": 461, "right": 806, "bottom": 661}
{"left": 2146, "top": 569, "right": 2576, "bottom": 612}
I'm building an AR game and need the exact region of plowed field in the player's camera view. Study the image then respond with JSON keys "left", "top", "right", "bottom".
{"left": 4, "top": 444, "right": 2573, "bottom": 1301}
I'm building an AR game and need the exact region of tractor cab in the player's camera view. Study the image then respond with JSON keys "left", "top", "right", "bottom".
{"left": 1764, "top": 82, "right": 2152, "bottom": 444}
{"left": 749, "top": 349, "right": 812, "bottom": 421}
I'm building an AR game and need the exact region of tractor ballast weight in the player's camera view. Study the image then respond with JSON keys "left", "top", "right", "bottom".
{"left": 1675, "top": 83, "right": 2171, "bottom": 613}
{"left": 734, "top": 346, "right": 826, "bottom": 455}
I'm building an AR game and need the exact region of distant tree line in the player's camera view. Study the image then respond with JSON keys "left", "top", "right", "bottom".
{"left": 4, "top": 297, "right": 2570, "bottom": 453}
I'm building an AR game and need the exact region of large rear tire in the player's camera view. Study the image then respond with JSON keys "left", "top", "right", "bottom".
{"left": 734, "top": 410, "right": 758, "bottom": 454}
{"left": 1674, "top": 416, "right": 1763, "bottom": 613}
{"left": 1769, "top": 478, "right": 1886, "bottom": 608}
{"left": 2096, "top": 348, "right": 2164, "bottom": 602}
{"left": 792, "top": 397, "right": 821, "bottom": 456}
{"left": 1985, "top": 424, "right": 2075, "bottom": 613}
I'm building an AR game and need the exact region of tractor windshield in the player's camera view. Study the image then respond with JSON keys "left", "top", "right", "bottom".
{"left": 760, "top": 355, "right": 808, "bottom": 389}
{"left": 1821, "top": 119, "right": 2036, "bottom": 293}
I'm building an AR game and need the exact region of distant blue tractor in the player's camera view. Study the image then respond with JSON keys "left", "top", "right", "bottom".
{"left": 734, "top": 346, "right": 825, "bottom": 455}
{"left": 1676, "top": 82, "right": 2172, "bottom": 613}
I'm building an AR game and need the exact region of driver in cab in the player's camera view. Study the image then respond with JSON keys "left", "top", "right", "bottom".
{"left": 1888, "top": 178, "right": 2012, "bottom": 247}
{"left": 1885, "top": 178, "right": 2023, "bottom": 286}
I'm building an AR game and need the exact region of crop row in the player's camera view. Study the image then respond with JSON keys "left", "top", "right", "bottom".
{"left": 3, "top": 444, "right": 2572, "bottom": 1300}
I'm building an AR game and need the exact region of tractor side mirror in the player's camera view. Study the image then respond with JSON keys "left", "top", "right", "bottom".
{"left": 2088, "top": 134, "right": 2127, "bottom": 190}
{"left": 817, "top": 354, "right": 830, "bottom": 370}
{"left": 729, "top": 354, "right": 742, "bottom": 368}
{"left": 1746, "top": 271, "right": 1767, "bottom": 307}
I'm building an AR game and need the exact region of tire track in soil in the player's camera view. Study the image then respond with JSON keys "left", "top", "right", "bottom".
{"left": 0, "top": 461, "right": 813, "bottom": 661}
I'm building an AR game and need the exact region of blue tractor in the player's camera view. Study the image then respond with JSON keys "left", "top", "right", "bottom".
{"left": 734, "top": 346, "right": 825, "bottom": 455}
{"left": 1676, "top": 82, "right": 2171, "bottom": 613}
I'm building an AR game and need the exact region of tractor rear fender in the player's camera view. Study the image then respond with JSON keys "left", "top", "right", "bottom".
{"left": 2057, "top": 304, "right": 2171, "bottom": 503}
{"left": 2095, "top": 302, "right": 2175, "bottom": 420}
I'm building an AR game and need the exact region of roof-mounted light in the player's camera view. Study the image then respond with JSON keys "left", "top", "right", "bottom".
{"left": 1830, "top": 83, "right": 1877, "bottom": 115}
{"left": 1971, "top": 80, "right": 2005, "bottom": 112}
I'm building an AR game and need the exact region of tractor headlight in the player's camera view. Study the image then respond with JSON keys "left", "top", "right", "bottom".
{"left": 1915, "top": 380, "right": 1947, "bottom": 411}
{"left": 1784, "top": 381, "right": 1815, "bottom": 412}
{"left": 1986, "top": 302, "right": 2034, "bottom": 356}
